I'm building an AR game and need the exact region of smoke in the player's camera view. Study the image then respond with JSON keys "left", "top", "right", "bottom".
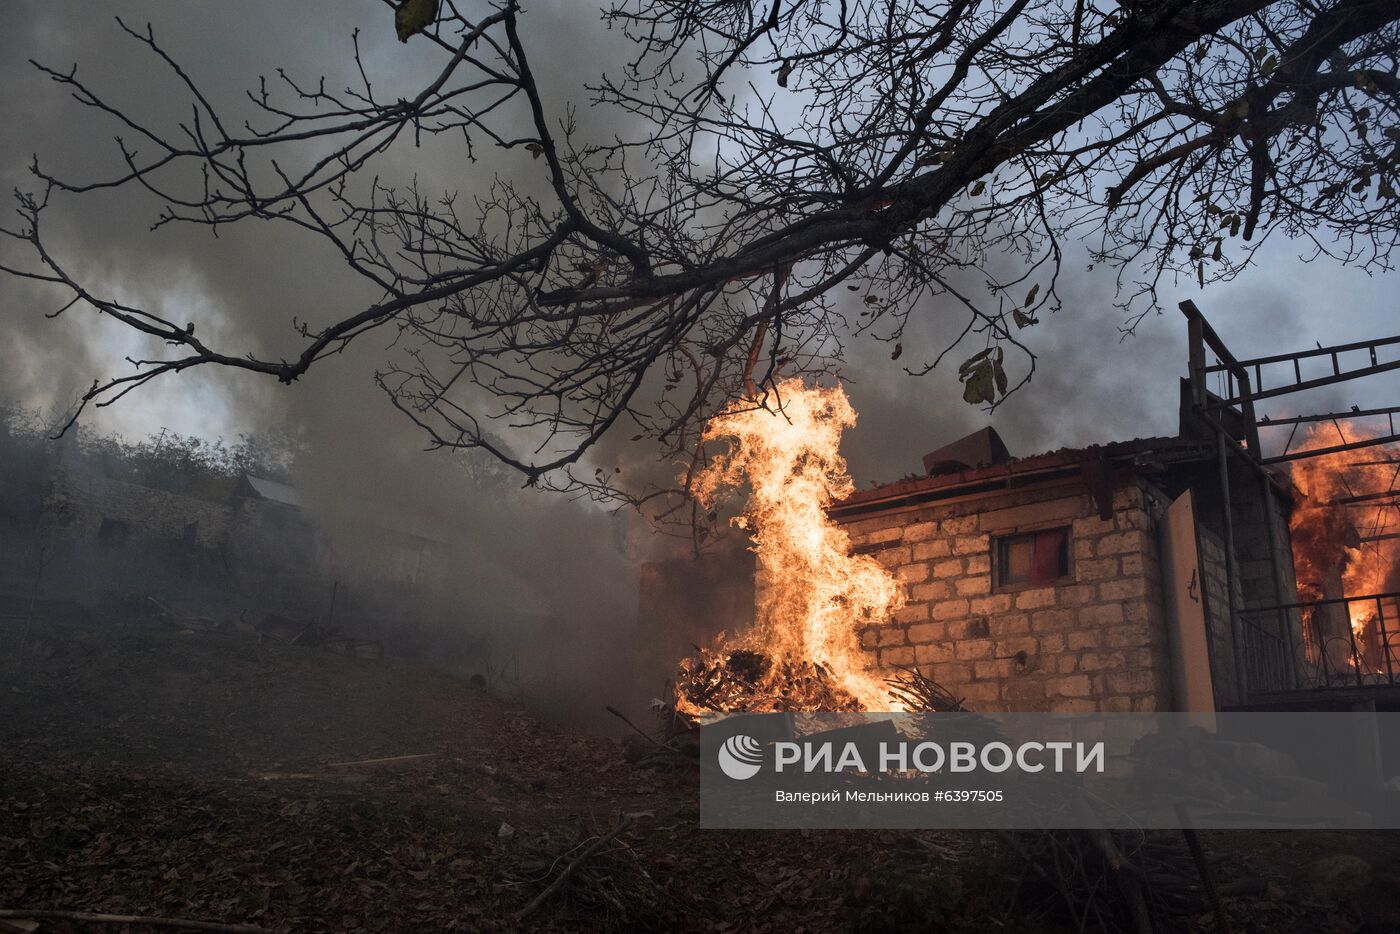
{"left": 0, "top": 0, "right": 663, "bottom": 731}
{"left": 838, "top": 238, "right": 1400, "bottom": 485}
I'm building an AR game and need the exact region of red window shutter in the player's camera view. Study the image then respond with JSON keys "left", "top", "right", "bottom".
{"left": 1029, "top": 528, "right": 1066, "bottom": 585}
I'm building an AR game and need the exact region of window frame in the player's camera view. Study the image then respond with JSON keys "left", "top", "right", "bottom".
{"left": 990, "top": 523, "right": 1074, "bottom": 592}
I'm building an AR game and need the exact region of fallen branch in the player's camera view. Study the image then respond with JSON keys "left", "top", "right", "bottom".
{"left": 1175, "top": 805, "right": 1233, "bottom": 934}
{"left": 324, "top": 753, "right": 434, "bottom": 768}
{"left": 1084, "top": 828, "right": 1154, "bottom": 934}
{"left": 0, "top": 909, "right": 270, "bottom": 933}
{"left": 515, "top": 814, "right": 635, "bottom": 921}
{"left": 605, "top": 705, "right": 694, "bottom": 764}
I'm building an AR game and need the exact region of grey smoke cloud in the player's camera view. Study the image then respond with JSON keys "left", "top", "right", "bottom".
{"left": 0, "top": 0, "right": 656, "bottom": 728}
{"left": 840, "top": 240, "right": 1400, "bottom": 486}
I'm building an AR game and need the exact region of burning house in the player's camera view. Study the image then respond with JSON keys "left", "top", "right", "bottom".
{"left": 830, "top": 425, "right": 1263, "bottom": 714}
{"left": 667, "top": 303, "right": 1400, "bottom": 718}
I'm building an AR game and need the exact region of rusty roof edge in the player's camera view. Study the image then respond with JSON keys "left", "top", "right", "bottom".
{"left": 831, "top": 436, "right": 1206, "bottom": 515}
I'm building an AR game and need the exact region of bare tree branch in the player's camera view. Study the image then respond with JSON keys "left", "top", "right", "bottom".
{"left": 3, "top": 0, "right": 1397, "bottom": 520}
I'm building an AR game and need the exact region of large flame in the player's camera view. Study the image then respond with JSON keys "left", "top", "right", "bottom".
{"left": 688, "top": 379, "right": 904, "bottom": 711}
{"left": 1287, "top": 423, "right": 1399, "bottom": 639}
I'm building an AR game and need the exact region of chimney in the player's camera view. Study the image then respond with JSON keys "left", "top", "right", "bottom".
{"left": 922, "top": 427, "right": 1011, "bottom": 477}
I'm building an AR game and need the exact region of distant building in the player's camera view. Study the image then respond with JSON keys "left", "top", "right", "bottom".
{"left": 30, "top": 466, "right": 452, "bottom": 627}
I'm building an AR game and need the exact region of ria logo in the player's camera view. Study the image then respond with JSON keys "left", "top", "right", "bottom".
{"left": 717, "top": 734, "right": 764, "bottom": 780}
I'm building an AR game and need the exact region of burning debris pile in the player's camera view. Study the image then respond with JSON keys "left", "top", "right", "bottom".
{"left": 673, "top": 649, "right": 865, "bottom": 714}
{"left": 674, "top": 379, "right": 906, "bottom": 716}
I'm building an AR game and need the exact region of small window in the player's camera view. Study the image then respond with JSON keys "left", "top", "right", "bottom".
{"left": 995, "top": 527, "right": 1070, "bottom": 588}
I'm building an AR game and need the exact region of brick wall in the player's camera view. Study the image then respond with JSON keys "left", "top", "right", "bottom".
{"left": 832, "top": 475, "right": 1173, "bottom": 712}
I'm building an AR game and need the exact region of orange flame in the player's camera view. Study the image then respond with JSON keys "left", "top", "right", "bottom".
{"left": 1287, "top": 423, "right": 1400, "bottom": 639}
{"left": 689, "top": 379, "right": 904, "bottom": 711}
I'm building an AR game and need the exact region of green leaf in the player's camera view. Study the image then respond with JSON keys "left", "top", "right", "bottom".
{"left": 970, "top": 180, "right": 986, "bottom": 196}
{"left": 394, "top": 0, "right": 439, "bottom": 43}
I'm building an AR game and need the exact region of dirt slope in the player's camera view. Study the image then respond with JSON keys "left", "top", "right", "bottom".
{"left": 3, "top": 618, "right": 1399, "bottom": 932}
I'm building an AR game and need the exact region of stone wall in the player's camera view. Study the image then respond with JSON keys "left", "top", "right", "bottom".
{"left": 41, "top": 469, "right": 230, "bottom": 549}
{"left": 1230, "top": 464, "right": 1298, "bottom": 612}
{"left": 834, "top": 475, "right": 1173, "bottom": 712}
{"left": 1197, "top": 526, "right": 1242, "bottom": 707}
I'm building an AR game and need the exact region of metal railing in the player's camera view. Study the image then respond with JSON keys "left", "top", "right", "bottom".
{"left": 1237, "top": 591, "right": 1400, "bottom": 696}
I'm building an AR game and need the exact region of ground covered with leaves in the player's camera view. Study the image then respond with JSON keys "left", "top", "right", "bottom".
{"left": 3, "top": 619, "right": 1400, "bottom": 932}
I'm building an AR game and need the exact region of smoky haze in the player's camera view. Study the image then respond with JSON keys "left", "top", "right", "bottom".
{"left": 2, "top": 1, "right": 1397, "bottom": 726}
{"left": 0, "top": 0, "right": 658, "bottom": 729}
{"left": 838, "top": 245, "right": 1400, "bottom": 485}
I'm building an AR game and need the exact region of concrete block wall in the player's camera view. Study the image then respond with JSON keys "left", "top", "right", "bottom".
{"left": 1229, "top": 467, "right": 1298, "bottom": 611}
{"left": 835, "top": 476, "right": 1173, "bottom": 712}
{"left": 1197, "top": 526, "right": 1241, "bottom": 707}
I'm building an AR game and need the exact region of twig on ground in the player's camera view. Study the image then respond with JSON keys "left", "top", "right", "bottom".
{"left": 324, "top": 753, "right": 435, "bottom": 768}
{"left": 1176, "top": 805, "right": 1233, "bottom": 934}
{"left": 605, "top": 705, "right": 694, "bottom": 764}
{"left": 515, "top": 814, "right": 636, "bottom": 920}
{"left": 0, "top": 909, "right": 270, "bottom": 933}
